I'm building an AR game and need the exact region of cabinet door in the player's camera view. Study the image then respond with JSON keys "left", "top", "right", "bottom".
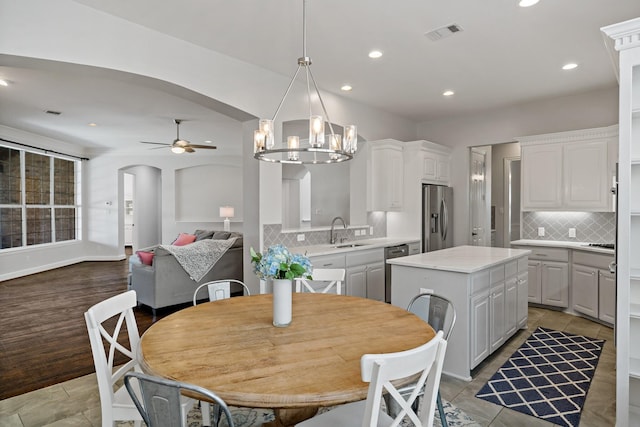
{"left": 366, "top": 262, "right": 385, "bottom": 302}
{"left": 528, "top": 261, "right": 542, "bottom": 303}
{"left": 522, "top": 144, "right": 563, "bottom": 210}
{"left": 541, "top": 261, "right": 569, "bottom": 308}
{"left": 436, "top": 154, "right": 450, "bottom": 182}
{"left": 371, "top": 144, "right": 403, "bottom": 211}
{"left": 346, "top": 266, "right": 366, "bottom": 298}
{"left": 517, "top": 271, "right": 529, "bottom": 329}
{"left": 490, "top": 283, "right": 506, "bottom": 353}
{"left": 422, "top": 153, "right": 437, "bottom": 181}
{"left": 563, "top": 140, "right": 610, "bottom": 211}
{"left": 599, "top": 269, "right": 616, "bottom": 324}
{"left": 572, "top": 264, "right": 599, "bottom": 317}
{"left": 471, "top": 292, "right": 490, "bottom": 368}
{"left": 505, "top": 276, "right": 518, "bottom": 337}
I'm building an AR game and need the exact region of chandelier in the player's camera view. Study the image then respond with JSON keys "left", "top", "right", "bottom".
{"left": 253, "top": 0, "right": 357, "bottom": 164}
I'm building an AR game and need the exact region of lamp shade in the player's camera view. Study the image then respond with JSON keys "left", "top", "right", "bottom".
{"left": 219, "top": 206, "right": 234, "bottom": 218}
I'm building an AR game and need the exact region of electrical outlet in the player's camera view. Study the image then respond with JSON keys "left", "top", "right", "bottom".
{"left": 296, "top": 234, "right": 305, "bottom": 242}
{"left": 568, "top": 228, "right": 576, "bottom": 238}
{"left": 538, "top": 227, "right": 545, "bottom": 237}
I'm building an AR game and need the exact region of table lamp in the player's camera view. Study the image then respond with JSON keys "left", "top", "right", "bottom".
{"left": 220, "top": 206, "right": 234, "bottom": 231}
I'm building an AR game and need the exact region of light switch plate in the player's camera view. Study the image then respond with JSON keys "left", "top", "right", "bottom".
{"left": 296, "top": 234, "right": 305, "bottom": 242}
{"left": 538, "top": 227, "right": 545, "bottom": 237}
{"left": 370, "top": 226, "right": 374, "bottom": 235}
{"left": 569, "top": 228, "right": 576, "bottom": 238}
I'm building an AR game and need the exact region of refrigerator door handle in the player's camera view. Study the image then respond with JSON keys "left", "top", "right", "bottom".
{"left": 431, "top": 213, "right": 439, "bottom": 233}
{"left": 440, "top": 199, "right": 449, "bottom": 242}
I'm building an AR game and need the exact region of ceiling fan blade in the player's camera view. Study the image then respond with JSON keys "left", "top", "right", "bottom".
{"left": 184, "top": 146, "right": 195, "bottom": 153}
{"left": 188, "top": 144, "right": 217, "bottom": 149}
{"left": 140, "top": 141, "right": 170, "bottom": 146}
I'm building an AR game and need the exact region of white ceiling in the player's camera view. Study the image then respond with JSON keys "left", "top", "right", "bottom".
{"left": 1, "top": 0, "right": 639, "bottom": 155}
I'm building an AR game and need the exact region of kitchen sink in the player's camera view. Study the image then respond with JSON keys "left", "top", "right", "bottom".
{"left": 333, "top": 242, "right": 369, "bottom": 248}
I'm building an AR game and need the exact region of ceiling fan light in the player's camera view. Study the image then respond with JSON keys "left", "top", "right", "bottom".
{"left": 171, "top": 146, "right": 185, "bottom": 154}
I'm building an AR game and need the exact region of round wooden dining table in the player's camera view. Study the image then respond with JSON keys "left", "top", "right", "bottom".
{"left": 138, "top": 293, "right": 436, "bottom": 427}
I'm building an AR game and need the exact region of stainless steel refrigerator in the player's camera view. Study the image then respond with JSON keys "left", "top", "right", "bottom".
{"left": 422, "top": 184, "right": 453, "bottom": 252}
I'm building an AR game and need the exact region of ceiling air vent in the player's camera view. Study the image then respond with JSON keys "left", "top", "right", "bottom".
{"left": 45, "top": 110, "right": 61, "bottom": 115}
{"left": 425, "top": 24, "right": 464, "bottom": 42}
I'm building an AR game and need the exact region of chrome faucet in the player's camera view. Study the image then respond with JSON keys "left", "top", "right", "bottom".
{"left": 330, "top": 216, "right": 347, "bottom": 244}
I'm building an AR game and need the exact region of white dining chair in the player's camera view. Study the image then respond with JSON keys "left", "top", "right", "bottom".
{"left": 295, "top": 268, "right": 345, "bottom": 295}
{"left": 296, "top": 331, "right": 447, "bottom": 427}
{"left": 193, "top": 279, "right": 251, "bottom": 305}
{"left": 84, "top": 290, "right": 195, "bottom": 427}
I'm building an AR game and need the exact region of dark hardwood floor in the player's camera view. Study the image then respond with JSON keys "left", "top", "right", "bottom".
{"left": 0, "top": 250, "right": 180, "bottom": 400}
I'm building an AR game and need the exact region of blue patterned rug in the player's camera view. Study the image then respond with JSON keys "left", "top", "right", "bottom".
{"left": 475, "top": 327, "right": 605, "bottom": 427}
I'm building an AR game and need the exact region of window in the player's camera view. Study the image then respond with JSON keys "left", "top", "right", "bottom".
{"left": 0, "top": 145, "right": 81, "bottom": 249}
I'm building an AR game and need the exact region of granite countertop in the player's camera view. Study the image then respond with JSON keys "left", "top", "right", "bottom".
{"left": 386, "top": 245, "right": 531, "bottom": 274}
{"left": 511, "top": 239, "right": 615, "bottom": 255}
{"left": 291, "top": 237, "right": 420, "bottom": 257}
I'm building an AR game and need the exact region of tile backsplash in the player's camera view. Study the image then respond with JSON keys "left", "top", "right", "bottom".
{"left": 522, "top": 211, "right": 615, "bottom": 243}
{"left": 263, "top": 212, "right": 387, "bottom": 249}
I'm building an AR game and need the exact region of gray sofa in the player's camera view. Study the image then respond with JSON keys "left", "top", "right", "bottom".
{"left": 130, "top": 230, "right": 243, "bottom": 315}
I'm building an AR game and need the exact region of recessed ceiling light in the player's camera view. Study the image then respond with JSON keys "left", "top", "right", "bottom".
{"left": 368, "top": 50, "right": 383, "bottom": 59}
{"left": 204, "top": 140, "right": 213, "bottom": 144}
{"left": 341, "top": 85, "right": 353, "bottom": 92}
{"left": 519, "top": 0, "right": 539, "bottom": 7}
{"left": 88, "top": 123, "right": 98, "bottom": 127}
{"left": 443, "top": 90, "right": 455, "bottom": 97}
{"left": 0, "top": 79, "right": 8, "bottom": 87}
{"left": 562, "top": 63, "right": 578, "bottom": 70}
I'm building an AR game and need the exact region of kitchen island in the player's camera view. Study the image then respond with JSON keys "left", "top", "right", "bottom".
{"left": 388, "top": 245, "right": 530, "bottom": 380}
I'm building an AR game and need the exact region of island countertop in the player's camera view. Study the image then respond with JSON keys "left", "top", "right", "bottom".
{"left": 387, "top": 245, "right": 531, "bottom": 273}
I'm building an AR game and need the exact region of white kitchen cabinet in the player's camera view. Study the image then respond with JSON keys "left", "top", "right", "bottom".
{"left": 345, "top": 248, "right": 385, "bottom": 300}
{"left": 519, "top": 126, "right": 617, "bottom": 212}
{"left": 572, "top": 250, "right": 616, "bottom": 324}
{"left": 368, "top": 140, "right": 403, "bottom": 211}
{"left": 515, "top": 246, "right": 569, "bottom": 308}
{"left": 601, "top": 18, "right": 640, "bottom": 424}
{"left": 408, "top": 241, "right": 421, "bottom": 255}
{"left": 489, "top": 282, "right": 506, "bottom": 353}
{"left": 563, "top": 140, "right": 610, "bottom": 210}
{"left": 505, "top": 275, "right": 518, "bottom": 337}
{"left": 521, "top": 143, "right": 563, "bottom": 210}
{"left": 422, "top": 150, "right": 450, "bottom": 184}
{"left": 517, "top": 269, "right": 529, "bottom": 329}
{"left": 572, "top": 265, "right": 599, "bottom": 318}
{"left": 471, "top": 289, "right": 490, "bottom": 368}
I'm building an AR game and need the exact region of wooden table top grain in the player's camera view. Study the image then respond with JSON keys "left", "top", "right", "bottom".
{"left": 139, "top": 293, "right": 435, "bottom": 411}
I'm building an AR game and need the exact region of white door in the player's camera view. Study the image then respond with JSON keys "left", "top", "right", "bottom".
{"left": 470, "top": 149, "right": 488, "bottom": 245}
{"left": 123, "top": 173, "right": 135, "bottom": 248}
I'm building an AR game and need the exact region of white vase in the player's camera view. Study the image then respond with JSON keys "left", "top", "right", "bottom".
{"left": 272, "top": 278, "right": 293, "bottom": 327}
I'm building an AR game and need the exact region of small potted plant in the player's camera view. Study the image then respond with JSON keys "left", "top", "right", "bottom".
{"left": 250, "top": 244, "right": 312, "bottom": 327}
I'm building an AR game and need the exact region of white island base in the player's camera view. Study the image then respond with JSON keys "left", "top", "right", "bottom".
{"left": 389, "top": 245, "right": 530, "bottom": 381}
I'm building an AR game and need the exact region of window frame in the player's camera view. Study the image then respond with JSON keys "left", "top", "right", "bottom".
{"left": 0, "top": 144, "right": 82, "bottom": 251}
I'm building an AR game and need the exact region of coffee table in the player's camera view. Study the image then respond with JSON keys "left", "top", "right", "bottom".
{"left": 138, "top": 293, "right": 435, "bottom": 426}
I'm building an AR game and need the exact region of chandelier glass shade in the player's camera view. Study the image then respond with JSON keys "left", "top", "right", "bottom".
{"left": 253, "top": 0, "right": 357, "bottom": 165}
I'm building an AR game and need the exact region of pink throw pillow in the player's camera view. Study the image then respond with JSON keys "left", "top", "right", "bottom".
{"left": 173, "top": 233, "right": 196, "bottom": 246}
{"left": 137, "top": 251, "right": 154, "bottom": 266}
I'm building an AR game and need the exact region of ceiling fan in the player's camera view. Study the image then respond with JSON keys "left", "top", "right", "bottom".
{"left": 140, "top": 119, "right": 217, "bottom": 154}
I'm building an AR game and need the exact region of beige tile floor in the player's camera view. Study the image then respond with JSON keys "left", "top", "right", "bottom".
{"left": 0, "top": 307, "right": 615, "bottom": 427}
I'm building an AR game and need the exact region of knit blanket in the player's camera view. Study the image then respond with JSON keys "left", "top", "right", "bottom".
{"left": 161, "top": 238, "right": 236, "bottom": 282}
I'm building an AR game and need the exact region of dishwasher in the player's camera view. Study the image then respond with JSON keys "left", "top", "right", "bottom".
{"left": 384, "top": 244, "right": 409, "bottom": 303}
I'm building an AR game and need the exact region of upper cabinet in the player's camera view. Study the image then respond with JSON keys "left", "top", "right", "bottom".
{"left": 421, "top": 149, "right": 450, "bottom": 184}
{"left": 367, "top": 140, "right": 404, "bottom": 211}
{"left": 518, "top": 125, "right": 618, "bottom": 212}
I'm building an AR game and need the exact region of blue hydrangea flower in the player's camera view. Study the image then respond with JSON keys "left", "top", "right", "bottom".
{"left": 250, "top": 244, "right": 313, "bottom": 280}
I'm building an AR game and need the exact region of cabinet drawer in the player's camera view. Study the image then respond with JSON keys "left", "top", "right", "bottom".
{"left": 490, "top": 265, "right": 505, "bottom": 285}
{"left": 471, "top": 270, "right": 490, "bottom": 295}
{"left": 309, "top": 253, "right": 346, "bottom": 269}
{"left": 505, "top": 260, "right": 518, "bottom": 278}
{"left": 346, "top": 248, "right": 384, "bottom": 267}
{"left": 523, "top": 247, "right": 569, "bottom": 262}
{"left": 573, "top": 250, "right": 614, "bottom": 270}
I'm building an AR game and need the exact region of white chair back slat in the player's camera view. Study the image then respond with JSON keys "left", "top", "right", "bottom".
{"left": 295, "top": 268, "right": 346, "bottom": 295}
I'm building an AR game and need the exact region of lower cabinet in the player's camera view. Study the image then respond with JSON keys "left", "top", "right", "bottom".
{"left": 471, "top": 289, "right": 490, "bottom": 368}
{"left": 345, "top": 248, "right": 385, "bottom": 300}
{"left": 571, "top": 250, "right": 616, "bottom": 325}
{"left": 515, "top": 246, "right": 569, "bottom": 308}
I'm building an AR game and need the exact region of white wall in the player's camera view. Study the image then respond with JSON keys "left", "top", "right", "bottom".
{"left": 417, "top": 87, "right": 619, "bottom": 247}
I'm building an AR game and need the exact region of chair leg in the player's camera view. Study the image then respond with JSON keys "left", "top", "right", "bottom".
{"left": 201, "top": 401, "right": 211, "bottom": 427}
{"left": 436, "top": 391, "right": 447, "bottom": 426}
